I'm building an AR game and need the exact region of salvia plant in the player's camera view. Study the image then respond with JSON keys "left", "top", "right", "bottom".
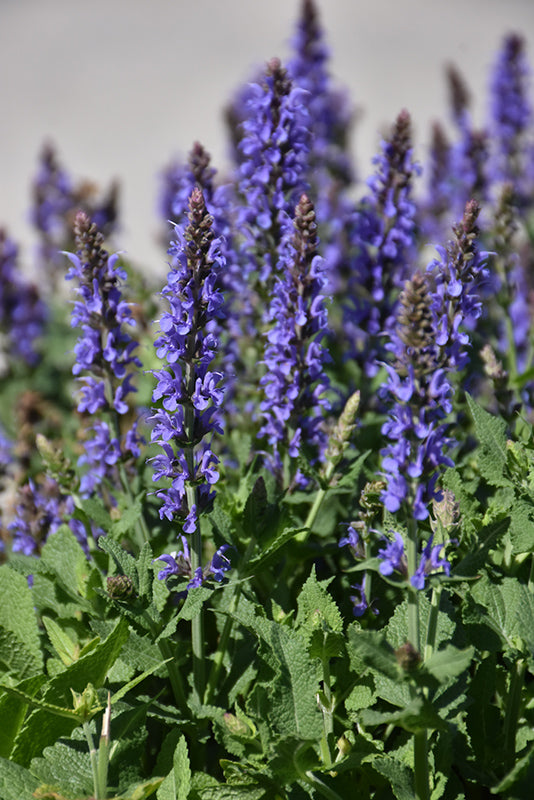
{"left": 2, "top": 3, "right": 534, "bottom": 799}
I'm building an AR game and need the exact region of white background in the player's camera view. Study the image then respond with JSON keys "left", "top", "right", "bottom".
{"left": 1, "top": 0, "right": 533, "bottom": 273}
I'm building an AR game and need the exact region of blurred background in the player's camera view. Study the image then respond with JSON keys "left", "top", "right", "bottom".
{"left": 1, "top": 0, "right": 533, "bottom": 272}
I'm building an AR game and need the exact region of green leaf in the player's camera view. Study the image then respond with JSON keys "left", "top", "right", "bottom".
{"left": 77, "top": 496, "right": 114, "bottom": 531}
{"left": 11, "top": 616, "right": 129, "bottom": 765}
{"left": 0, "top": 756, "right": 39, "bottom": 800}
{"left": 422, "top": 645, "right": 475, "bottom": 684}
{"left": 178, "top": 585, "right": 215, "bottom": 623}
{"left": 40, "top": 526, "right": 92, "bottom": 602}
{"left": 116, "top": 777, "right": 165, "bottom": 800}
{"left": 157, "top": 735, "right": 191, "bottom": 800}
{"left": 42, "top": 616, "right": 78, "bottom": 667}
{"left": 360, "top": 694, "right": 448, "bottom": 733}
{"left": 469, "top": 575, "right": 526, "bottom": 652}
{"left": 29, "top": 725, "right": 94, "bottom": 798}
{"left": 466, "top": 394, "right": 509, "bottom": 487}
{"left": 229, "top": 598, "right": 323, "bottom": 740}
{"left": 296, "top": 568, "right": 344, "bottom": 659}
{"left": 110, "top": 495, "right": 144, "bottom": 539}
{"left": 99, "top": 536, "right": 139, "bottom": 591}
{"left": 372, "top": 755, "right": 414, "bottom": 800}
{"left": 0, "top": 675, "right": 47, "bottom": 758}
{"left": 0, "top": 565, "right": 43, "bottom": 679}
{"left": 347, "top": 627, "right": 399, "bottom": 681}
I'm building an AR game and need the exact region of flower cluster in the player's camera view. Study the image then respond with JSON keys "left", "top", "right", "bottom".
{"left": 156, "top": 536, "right": 231, "bottom": 593}
{"left": 377, "top": 531, "right": 452, "bottom": 591}
{"left": 236, "top": 57, "right": 310, "bottom": 285}
{"left": 150, "top": 187, "right": 225, "bottom": 532}
{"left": 65, "top": 212, "right": 142, "bottom": 495}
{"left": 344, "top": 110, "right": 419, "bottom": 376}
{"left": 380, "top": 272, "right": 455, "bottom": 519}
{"left": 32, "top": 143, "right": 119, "bottom": 282}
{"left": 0, "top": 230, "right": 46, "bottom": 367}
{"left": 259, "top": 194, "right": 330, "bottom": 479}
{"left": 8, "top": 477, "right": 86, "bottom": 556}
{"left": 489, "top": 33, "right": 532, "bottom": 197}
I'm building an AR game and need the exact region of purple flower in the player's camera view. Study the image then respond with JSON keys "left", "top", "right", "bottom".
{"left": 378, "top": 531, "right": 407, "bottom": 578}
{"left": 235, "top": 57, "right": 311, "bottom": 286}
{"left": 65, "top": 212, "right": 142, "bottom": 495}
{"left": 155, "top": 536, "right": 231, "bottom": 591}
{"left": 343, "top": 110, "right": 420, "bottom": 377}
{"left": 150, "top": 187, "right": 225, "bottom": 533}
{"left": 259, "top": 194, "right": 330, "bottom": 479}
{"left": 411, "top": 535, "right": 453, "bottom": 590}
{"left": 488, "top": 33, "right": 532, "bottom": 201}
{"left": 31, "top": 143, "right": 119, "bottom": 284}
{"left": 8, "top": 477, "right": 87, "bottom": 556}
{"left": 379, "top": 273, "right": 455, "bottom": 520}
{"left": 0, "top": 230, "right": 46, "bottom": 367}
{"left": 350, "top": 575, "right": 378, "bottom": 617}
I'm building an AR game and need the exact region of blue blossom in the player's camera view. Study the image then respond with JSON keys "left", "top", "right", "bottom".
{"left": 428, "top": 199, "right": 488, "bottom": 373}
{"left": 0, "top": 230, "right": 46, "bottom": 367}
{"left": 259, "top": 194, "right": 330, "bottom": 479}
{"left": 343, "top": 110, "right": 419, "bottom": 376}
{"left": 378, "top": 531, "right": 407, "bottom": 578}
{"left": 155, "top": 536, "right": 231, "bottom": 592}
{"left": 379, "top": 273, "right": 455, "bottom": 520}
{"left": 9, "top": 477, "right": 87, "bottom": 556}
{"left": 31, "top": 143, "right": 119, "bottom": 283}
{"left": 150, "top": 187, "right": 225, "bottom": 533}
{"left": 236, "top": 57, "right": 310, "bottom": 285}
{"left": 488, "top": 33, "right": 532, "bottom": 200}
{"left": 410, "top": 535, "right": 452, "bottom": 590}
{"left": 350, "top": 576, "right": 378, "bottom": 618}
{"left": 65, "top": 212, "right": 142, "bottom": 495}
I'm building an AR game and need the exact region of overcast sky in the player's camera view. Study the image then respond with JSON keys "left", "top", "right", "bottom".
{"left": 1, "top": 0, "right": 533, "bottom": 273}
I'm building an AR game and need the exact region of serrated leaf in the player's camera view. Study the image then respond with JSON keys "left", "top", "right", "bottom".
{"left": 295, "top": 567, "right": 344, "bottom": 659}
{"left": 99, "top": 536, "right": 139, "bottom": 591}
{"left": 11, "top": 616, "right": 129, "bottom": 765}
{"left": 372, "top": 755, "right": 414, "bottom": 800}
{"left": 470, "top": 576, "right": 525, "bottom": 652}
{"left": 137, "top": 542, "right": 153, "bottom": 601}
{"left": 0, "top": 675, "right": 47, "bottom": 758}
{"left": 423, "top": 645, "right": 475, "bottom": 684}
{"left": 347, "top": 627, "right": 399, "bottom": 681}
{"left": 110, "top": 496, "right": 144, "bottom": 539}
{"left": 509, "top": 500, "right": 534, "bottom": 554}
{"left": 77, "top": 496, "right": 114, "bottom": 531}
{"left": 40, "top": 526, "right": 92, "bottom": 603}
{"left": 156, "top": 735, "right": 191, "bottom": 800}
{"left": 0, "top": 756, "right": 39, "bottom": 800}
{"left": 42, "top": 617, "right": 78, "bottom": 667}
{"left": 229, "top": 598, "right": 322, "bottom": 740}
{"left": 30, "top": 726, "right": 94, "bottom": 798}
{"left": 178, "top": 585, "right": 214, "bottom": 622}
{"left": 335, "top": 450, "right": 369, "bottom": 490}
{"left": 360, "top": 694, "right": 448, "bottom": 733}
{"left": 0, "top": 565, "right": 43, "bottom": 679}
{"left": 466, "top": 394, "right": 509, "bottom": 487}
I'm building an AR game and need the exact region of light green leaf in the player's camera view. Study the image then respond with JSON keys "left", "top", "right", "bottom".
{"left": 42, "top": 616, "right": 78, "bottom": 667}
{"left": 40, "top": 526, "right": 92, "bottom": 602}
{"left": 0, "top": 675, "right": 47, "bottom": 758}
{"left": 110, "top": 495, "right": 144, "bottom": 539}
{"left": 423, "top": 645, "right": 475, "bottom": 684}
{"left": 0, "top": 565, "right": 43, "bottom": 679}
{"left": 372, "top": 755, "right": 414, "bottom": 800}
{"left": 157, "top": 735, "right": 191, "bottom": 800}
{"left": 11, "top": 616, "right": 129, "bottom": 766}
{"left": 0, "top": 756, "right": 39, "bottom": 800}
{"left": 466, "top": 393, "right": 509, "bottom": 487}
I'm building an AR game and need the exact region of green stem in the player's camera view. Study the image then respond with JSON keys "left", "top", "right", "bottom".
{"left": 157, "top": 636, "right": 188, "bottom": 713}
{"left": 528, "top": 555, "right": 534, "bottom": 594}
{"left": 406, "top": 519, "right": 420, "bottom": 652}
{"left": 503, "top": 657, "right": 526, "bottom": 772}
{"left": 413, "top": 730, "right": 430, "bottom": 800}
{"left": 96, "top": 696, "right": 111, "bottom": 800}
{"left": 204, "top": 538, "right": 256, "bottom": 705}
{"left": 319, "top": 650, "right": 334, "bottom": 768}
{"left": 406, "top": 517, "right": 429, "bottom": 800}
{"left": 188, "top": 483, "right": 205, "bottom": 705}
{"left": 304, "top": 771, "right": 345, "bottom": 800}
{"left": 83, "top": 722, "right": 101, "bottom": 800}
{"left": 424, "top": 585, "right": 443, "bottom": 663}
